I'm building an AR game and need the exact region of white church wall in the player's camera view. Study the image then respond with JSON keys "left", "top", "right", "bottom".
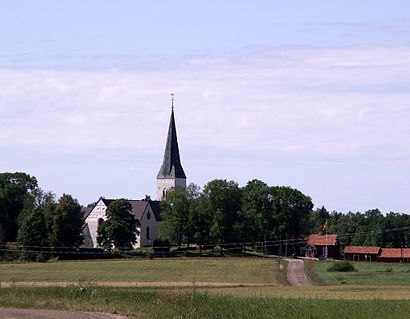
{"left": 85, "top": 199, "right": 108, "bottom": 248}
{"left": 138, "top": 203, "right": 161, "bottom": 247}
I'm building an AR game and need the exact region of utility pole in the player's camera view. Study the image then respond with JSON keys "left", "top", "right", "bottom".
{"left": 278, "top": 235, "right": 282, "bottom": 272}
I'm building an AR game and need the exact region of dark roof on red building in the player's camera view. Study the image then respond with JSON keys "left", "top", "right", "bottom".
{"left": 379, "top": 248, "right": 410, "bottom": 258}
{"left": 307, "top": 234, "right": 338, "bottom": 246}
{"left": 344, "top": 246, "right": 381, "bottom": 255}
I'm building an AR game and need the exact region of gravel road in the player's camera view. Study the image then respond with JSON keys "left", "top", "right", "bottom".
{"left": 285, "top": 259, "right": 313, "bottom": 286}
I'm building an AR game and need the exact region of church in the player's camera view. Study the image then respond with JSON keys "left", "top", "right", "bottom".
{"left": 82, "top": 96, "right": 186, "bottom": 248}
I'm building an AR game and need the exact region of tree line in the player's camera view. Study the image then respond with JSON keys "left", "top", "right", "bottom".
{"left": 159, "top": 179, "right": 314, "bottom": 249}
{"left": 309, "top": 207, "right": 409, "bottom": 250}
{"left": 0, "top": 172, "right": 408, "bottom": 261}
{"left": 160, "top": 179, "right": 409, "bottom": 250}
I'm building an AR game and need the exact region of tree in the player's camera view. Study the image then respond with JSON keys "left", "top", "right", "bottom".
{"left": 160, "top": 186, "right": 191, "bottom": 245}
{"left": 45, "top": 194, "right": 83, "bottom": 248}
{"left": 267, "top": 186, "right": 313, "bottom": 240}
{"left": 202, "top": 179, "right": 242, "bottom": 243}
{"left": 17, "top": 207, "right": 49, "bottom": 260}
{"left": 17, "top": 207, "right": 48, "bottom": 247}
{"left": 309, "top": 206, "right": 330, "bottom": 234}
{"left": 17, "top": 188, "right": 56, "bottom": 230}
{"left": 0, "top": 172, "right": 38, "bottom": 242}
{"left": 97, "top": 199, "right": 140, "bottom": 249}
{"left": 239, "top": 179, "right": 273, "bottom": 243}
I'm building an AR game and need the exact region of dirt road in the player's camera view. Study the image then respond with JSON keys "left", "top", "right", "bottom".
{"left": 0, "top": 308, "right": 127, "bottom": 319}
{"left": 285, "top": 259, "right": 312, "bottom": 286}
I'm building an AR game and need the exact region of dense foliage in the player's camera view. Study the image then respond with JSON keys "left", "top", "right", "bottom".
{"left": 309, "top": 207, "right": 409, "bottom": 249}
{"left": 16, "top": 193, "right": 84, "bottom": 259}
{"left": 160, "top": 179, "right": 314, "bottom": 250}
{"left": 160, "top": 179, "right": 408, "bottom": 250}
{"left": 0, "top": 173, "right": 38, "bottom": 242}
{"left": 0, "top": 173, "right": 84, "bottom": 261}
{"left": 97, "top": 199, "right": 141, "bottom": 249}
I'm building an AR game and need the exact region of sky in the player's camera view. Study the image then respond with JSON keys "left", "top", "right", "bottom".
{"left": 1, "top": 1, "right": 409, "bottom": 214}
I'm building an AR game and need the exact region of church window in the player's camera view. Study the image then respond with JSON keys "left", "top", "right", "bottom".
{"left": 147, "top": 211, "right": 151, "bottom": 220}
{"left": 146, "top": 226, "right": 150, "bottom": 240}
{"left": 98, "top": 218, "right": 104, "bottom": 228}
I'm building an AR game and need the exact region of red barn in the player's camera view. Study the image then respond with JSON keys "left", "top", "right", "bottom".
{"left": 377, "top": 248, "right": 410, "bottom": 263}
{"left": 344, "top": 246, "right": 381, "bottom": 262}
{"left": 304, "top": 234, "right": 340, "bottom": 259}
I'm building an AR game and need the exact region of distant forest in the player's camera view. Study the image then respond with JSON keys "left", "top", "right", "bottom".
{"left": 159, "top": 179, "right": 409, "bottom": 251}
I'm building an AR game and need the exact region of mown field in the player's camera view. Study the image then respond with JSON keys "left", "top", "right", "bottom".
{"left": 309, "top": 260, "right": 410, "bottom": 286}
{"left": 0, "top": 257, "right": 409, "bottom": 318}
{"left": 0, "top": 257, "right": 282, "bottom": 284}
{"left": 0, "top": 286, "right": 409, "bottom": 319}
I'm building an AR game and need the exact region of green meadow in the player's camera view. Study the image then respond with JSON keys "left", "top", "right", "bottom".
{"left": 0, "top": 257, "right": 281, "bottom": 284}
{"left": 309, "top": 260, "right": 410, "bottom": 286}
{"left": 0, "top": 257, "right": 409, "bottom": 318}
{"left": 0, "top": 286, "right": 409, "bottom": 319}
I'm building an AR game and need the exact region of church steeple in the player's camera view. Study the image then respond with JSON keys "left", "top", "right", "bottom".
{"left": 156, "top": 94, "right": 186, "bottom": 200}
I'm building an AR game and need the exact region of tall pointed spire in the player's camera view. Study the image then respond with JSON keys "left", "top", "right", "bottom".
{"left": 157, "top": 96, "right": 186, "bottom": 180}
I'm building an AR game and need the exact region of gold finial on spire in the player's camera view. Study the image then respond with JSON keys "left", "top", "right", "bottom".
{"left": 170, "top": 92, "right": 175, "bottom": 110}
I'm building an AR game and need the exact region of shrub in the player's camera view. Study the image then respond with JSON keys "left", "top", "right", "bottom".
{"left": 327, "top": 261, "right": 355, "bottom": 272}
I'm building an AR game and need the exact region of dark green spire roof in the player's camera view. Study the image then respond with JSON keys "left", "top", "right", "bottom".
{"left": 157, "top": 108, "right": 186, "bottom": 179}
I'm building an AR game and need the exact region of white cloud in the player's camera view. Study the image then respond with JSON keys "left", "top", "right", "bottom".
{"left": 1, "top": 45, "right": 409, "bottom": 212}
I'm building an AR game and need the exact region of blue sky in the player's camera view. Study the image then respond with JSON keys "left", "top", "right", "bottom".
{"left": 1, "top": 1, "right": 409, "bottom": 214}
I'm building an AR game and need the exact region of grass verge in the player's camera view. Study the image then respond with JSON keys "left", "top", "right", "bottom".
{"left": 304, "top": 260, "right": 327, "bottom": 286}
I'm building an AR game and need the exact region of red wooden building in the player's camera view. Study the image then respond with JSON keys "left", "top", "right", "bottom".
{"left": 303, "top": 234, "right": 340, "bottom": 259}
{"left": 344, "top": 246, "right": 381, "bottom": 262}
{"left": 344, "top": 246, "right": 410, "bottom": 263}
{"left": 377, "top": 248, "right": 410, "bottom": 263}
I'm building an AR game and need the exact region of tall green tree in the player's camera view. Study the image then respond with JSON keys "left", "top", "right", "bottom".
{"left": 159, "top": 183, "right": 202, "bottom": 245}
{"left": 269, "top": 186, "right": 313, "bottom": 239}
{"left": 238, "top": 179, "right": 272, "bottom": 242}
{"left": 45, "top": 194, "right": 83, "bottom": 248}
{"left": 17, "top": 207, "right": 48, "bottom": 248}
{"left": 17, "top": 188, "right": 56, "bottom": 230}
{"left": 97, "top": 199, "right": 140, "bottom": 249}
{"left": 17, "top": 206, "right": 49, "bottom": 260}
{"left": 0, "top": 172, "right": 38, "bottom": 242}
{"left": 202, "top": 179, "right": 242, "bottom": 244}
{"left": 160, "top": 187, "right": 191, "bottom": 245}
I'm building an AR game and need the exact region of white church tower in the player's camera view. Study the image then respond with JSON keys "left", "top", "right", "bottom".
{"left": 156, "top": 94, "right": 187, "bottom": 200}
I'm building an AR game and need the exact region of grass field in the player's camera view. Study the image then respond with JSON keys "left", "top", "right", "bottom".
{"left": 0, "top": 257, "right": 282, "bottom": 284}
{"left": 0, "top": 286, "right": 409, "bottom": 319}
{"left": 1, "top": 257, "right": 409, "bottom": 318}
{"left": 310, "top": 260, "right": 410, "bottom": 286}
